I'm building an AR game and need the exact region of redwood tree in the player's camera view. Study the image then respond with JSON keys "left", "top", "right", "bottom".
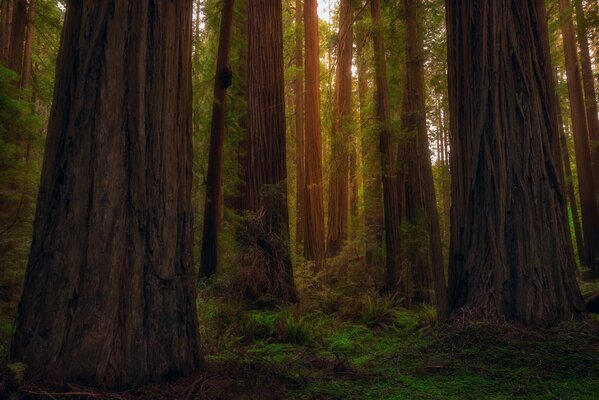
{"left": 7, "top": 0, "right": 25, "bottom": 72}
{"left": 326, "top": 0, "right": 353, "bottom": 256}
{"left": 446, "top": 0, "right": 585, "bottom": 325}
{"left": 295, "top": 0, "right": 305, "bottom": 248}
{"left": 371, "top": 0, "right": 401, "bottom": 292}
{"left": 303, "top": 0, "right": 326, "bottom": 270}
{"left": 240, "top": 0, "right": 296, "bottom": 302}
{"left": 11, "top": 1, "right": 201, "bottom": 388}
{"left": 199, "top": 0, "right": 235, "bottom": 280}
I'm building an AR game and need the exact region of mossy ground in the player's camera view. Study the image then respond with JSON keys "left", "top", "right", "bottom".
{"left": 0, "top": 280, "right": 598, "bottom": 399}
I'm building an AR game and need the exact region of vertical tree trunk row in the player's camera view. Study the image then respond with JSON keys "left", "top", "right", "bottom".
{"left": 295, "top": 0, "right": 305, "bottom": 248}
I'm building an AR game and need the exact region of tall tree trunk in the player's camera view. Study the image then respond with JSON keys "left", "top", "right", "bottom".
{"left": 199, "top": 0, "right": 235, "bottom": 280}
{"left": 11, "top": 1, "right": 201, "bottom": 388}
{"left": 326, "top": 0, "right": 353, "bottom": 256}
{"left": 7, "top": 0, "right": 25, "bottom": 72}
{"left": 242, "top": 0, "right": 296, "bottom": 302}
{"left": 357, "top": 2, "right": 383, "bottom": 266}
{"left": 574, "top": 0, "right": 599, "bottom": 195}
{"left": 19, "top": 0, "right": 34, "bottom": 88}
{"left": 0, "top": 0, "right": 12, "bottom": 63}
{"left": 295, "top": 0, "right": 305, "bottom": 249}
{"left": 371, "top": 0, "right": 401, "bottom": 292}
{"left": 559, "top": 0, "right": 599, "bottom": 277}
{"left": 446, "top": 0, "right": 585, "bottom": 325}
{"left": 400, "top": 0, "right": 448, "bottom": 318}
{"left": 303, "top": 0, "right": 326, "bottom": 270}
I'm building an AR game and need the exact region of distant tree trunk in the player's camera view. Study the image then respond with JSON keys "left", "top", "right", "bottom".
{"left": 11, "top": 1, "right": 201, "bottom": 388}
{"left": 7, "top": 0, "right": 25, "bottom": 72}
{"left": 446, "top": 0, "right": 585, "bottom": 325}
{"left": 241, "top": 0, "right": 296, "bottom": 302}
{"left": 199, "top": 0, "right": 235, "bottom": 280}
{"left": 560, "top": 119, "right": 587, "bottom": 270}
{"left": 19, "top": 0, "right": 34, "bottom": 88}
{"left": 574, "top": 0, "right": 599, "bottom": 193}
{"left": 303, "top": 0, "right": 326, "bottom": 270}
{"left": 371, "top": 0, "right": 401, "bottom": 292}
{"left": 326, "top": 0, "right": 352, "bottom": 256}
{"left": 295, "top": 0, "right": 305, "bottom": 249}
{"left": 0, "top": 0, "right": 12, "bottom": 63}
{"left": 559, "top": 0, "right": 599, "bottom": 277}
{"left": 357, "top": 2, "right": 383, "bottom": 266}
{"left": 399, "top": 0, "right": 448, "bottom": 317}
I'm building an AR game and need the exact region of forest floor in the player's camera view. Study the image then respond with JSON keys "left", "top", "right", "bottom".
{"left": 1, "top": 279, "right": 599, "bottom": 399}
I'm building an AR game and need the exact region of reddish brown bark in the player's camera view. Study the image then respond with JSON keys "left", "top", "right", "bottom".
{"left": 7, "top": 0, "right": 25, "bottom": 72}
{"left": 241, "top": 0, "right": 296, "bottom": 302}
{"left": 399, "top": 0, "right": 448, "bottom": 317}
{"left": 19, "top": 0, "right": 34, "bottom": 88}
{"left": 446, "top": 0, "right": 585, "bottom": 325}
{"left": 371, "top": 0, "right": 401, "bottom": 292}
{"left": 0, "top": 0, "right": 12, "bottom": 63}
{"left": 303, "top": 0, "right": 326, "bottom": 270}
{"left": 559, "top": 0, "right": 599, "bottom": 276}
{"left": 326, "top": 0, "right": 353, "bottom": 256}
{"left": 11, "top": 1, "right": 200, "bottom": 388}
{"left": 199, "top": 0, "right": 235, "bottom": 280}
{"left": 295, "top": 0, "right": 305, "bottom": 248}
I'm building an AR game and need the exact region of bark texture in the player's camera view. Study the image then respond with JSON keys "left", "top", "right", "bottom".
{"left": 19, "top": 0, "right": 34, "bottom": 88}
{"left": 446, "top": 0, "right": 585, "bottom": 325}
{"left": 11, "top": 1, "right": 201, "bottom": 388}
{"left": 199, "top": 0, "right": 235, "bottom": 280}
{"left": 371, "top": 0, "right": 401, "bottom": 292}
{"left": 0, "top": 0, "right": 12, "bottom": 63}
{"left": 399, "top": 0, "right": 448, "bottom": 317}
{"left": 7, "top": 0, "right": 25, "bottom": 72}
{"left": 326, "top": 0, "right": 353, "bottom": 256}
{"left": 559, "top": 0, "right": 599, "bottom": 276}
{"left": 240, "top": 0, "right": 296, "bottom": 302}
{"left": 303, "top": 0, "right": 326, "bottom": 270}
{"left": 295, "top": 0, "right": 305, "bottom": 248}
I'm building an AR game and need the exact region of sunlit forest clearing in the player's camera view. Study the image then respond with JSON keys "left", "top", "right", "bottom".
{"left": 1, "top": 0, "right": 599, "bottom": 399}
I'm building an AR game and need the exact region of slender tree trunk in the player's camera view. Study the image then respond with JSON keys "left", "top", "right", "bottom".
{"left": 7, "top": 0, "right": 25, "bottom": 72}
{"left": 11, "top": 1, "right": 201, "bottom": 388}
{"left": 19, "top": 0, "right": 34, "bottom": 88}
{"left": 371, "top": 0, "right": 401, "bottom": 292}
{"left": 446, "top": 0, "right": 585, "bottom": 325}
{"left": 303, "top": 0, "right": 326, "bottom": 270}
{"left": 574, "top": 0, "right": 599, "bottom": 194}
{"left": 559, "top": 0, "right": 599, "bottom": 277}
{"left": 357, "top": 2, "right": 383, "bottom": 266}
{"left": 199, "top": 0, "right": 235, "bottom": 280}
{"left": 326, "top": 0, "right": 352, "bottom": 256}
{"left": 0, "top": 0, "right": 12, "bottom": 63}
{"left": 295, "top": 0, "right": 305, "bottom": 249}
{"left": 400, "top": 0, "right": 448, "bottom": 317}
{"left": 241, "top": 0, "right": 296, "bottom": 302}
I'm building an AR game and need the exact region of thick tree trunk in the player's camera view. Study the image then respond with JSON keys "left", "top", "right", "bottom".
{"left": 199, "top": 0, "right": 235, "bottom": 280}
{"left": 241, "top": 0, "right": 296, "bottom": 302}
{"left": 399, "top": 0, "right": 448, "bottom": 317}
{"left": 295, "top": 0, "right": 305, "bottom": 249}
{"left": 19, "top": 0, "right": 34, "bottom": 88}
{"left": 11, "top": 1, "right": 201, "bottom": 388}
{"left": 0, "top": 0, "right": 12, "bottom": 63}
{"left": 559, "top": 0, "right": 599, "bottom": 277}
{"left": 446, "top": 0, "right": 585, "bottom": 325}
{"left": 303, "top": 0, "right": 326, "bottom": 270}
{"left": 371, "top": 0, "right": 401, "bottom": 292}
{"left": 326, "top": 0, "right": 353, "bottom": 256}
{"left": 7, "top": 0, "right": 25, "bottom": 72}
{"left": 357, "top": 2, "right": 383, "bottom": 266}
